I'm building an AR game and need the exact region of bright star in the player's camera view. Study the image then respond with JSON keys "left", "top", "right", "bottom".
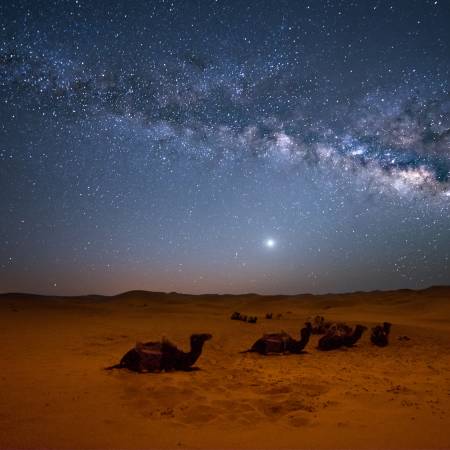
{"left": 265, "top": 238, "right": 276, "bottom": 248}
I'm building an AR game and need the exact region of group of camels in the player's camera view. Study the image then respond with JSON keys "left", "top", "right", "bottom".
{"left": 106, "top": 315, "right": 392, "bottom": 373}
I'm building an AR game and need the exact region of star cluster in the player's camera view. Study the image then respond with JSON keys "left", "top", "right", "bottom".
{"left": 1, "top": 0, "right": 449, "bottom": 294}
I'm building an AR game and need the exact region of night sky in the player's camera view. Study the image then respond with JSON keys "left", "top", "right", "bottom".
{"left": 1, "top": 0, "right": 449, "bottom": 295}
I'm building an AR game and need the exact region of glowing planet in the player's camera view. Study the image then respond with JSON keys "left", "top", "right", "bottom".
{"left": 265, "top": 238, "right": 276, "bottom": 248}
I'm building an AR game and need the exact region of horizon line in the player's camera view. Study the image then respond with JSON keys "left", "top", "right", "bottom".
{"left": 1, "top": 284, "right": 449, "bottom": 299}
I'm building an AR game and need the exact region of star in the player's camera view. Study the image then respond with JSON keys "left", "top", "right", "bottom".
{"left": 265, "top": 239, "right": 276, "bottom": 249}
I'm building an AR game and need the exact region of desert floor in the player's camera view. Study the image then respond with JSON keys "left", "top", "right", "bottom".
{"left": 1, "top": 287, "right": 450, "bottom": 449}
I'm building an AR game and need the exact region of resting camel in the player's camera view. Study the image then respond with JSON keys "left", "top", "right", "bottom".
{"left": 243, "top": 322, "right": 312, "bottom": 355}
{"left": 105, "top": 333, "right": 212, "bottom": 372}
{"left": 318, "top": 324, "right": 367, "bottom": 351}
{"left": 371, "top": 322, "right": 392, "bottom": 347}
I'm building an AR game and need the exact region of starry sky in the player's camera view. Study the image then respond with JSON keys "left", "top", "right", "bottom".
{"left": 1, "top": 0, "right": 449, "bottom": 295}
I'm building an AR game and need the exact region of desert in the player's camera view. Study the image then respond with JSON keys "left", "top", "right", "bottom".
{"left": 1, "top": 287, "right": 450, "bottom": 449}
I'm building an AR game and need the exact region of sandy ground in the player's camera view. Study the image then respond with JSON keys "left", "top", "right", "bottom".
{"left": 1, "top": 287, "right": 450, "bottom": 449}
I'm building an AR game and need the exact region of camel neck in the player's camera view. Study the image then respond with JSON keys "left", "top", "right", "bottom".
{"left": 188, "top": 341, "right": 204, "bottom": 365}
{"left": 299, "top": 330, "right": 311, "bottom": 347}
{"left": 290, "top": 329, "right": 311, "bottom": 353}
{"left": 352, "top": 328, "right": 364, "bottom": 341}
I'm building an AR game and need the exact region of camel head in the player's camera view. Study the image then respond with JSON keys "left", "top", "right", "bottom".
{"left": 302, "top": 322, "right": 313, "bottom": 338}
{"left": 190, "top": 333, "right": 212, "bottom": 346}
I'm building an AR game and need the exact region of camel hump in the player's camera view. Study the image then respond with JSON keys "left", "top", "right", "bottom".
{"left": 265, "top": 336, "right": 286, "bottom": 344}
{"left": 161, "top": 338, "right": 178, "bottom": 352}
{"left": 140, "top": 347, "right": 163, "bottom": 356}
{"left": 263, "top": 330, "right": 289, "bottom": 338}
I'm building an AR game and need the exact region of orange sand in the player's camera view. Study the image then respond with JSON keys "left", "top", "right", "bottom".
{"left": 0, "top": 287, "right": 449, "bottom": 449}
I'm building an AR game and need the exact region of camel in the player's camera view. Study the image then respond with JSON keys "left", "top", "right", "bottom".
{"left": 308, "top": 315, "right": 348, "bottom": 335}
{"left": 231, "top": 312, "right": 256, "bottom": 323}
{"left": 318, "top": 324, "right": 367, "bottom": 351}
{"left": 328, "top": 322, "right": 353, "bottom": 336}
{"left": 242, "top": 322, "right": 312, "bottom": 355}
{"left": 343, "top": 324, "right": 367, "bottom": 347}
{"left": 371, "top": 322, "right": 392, "bottom": 347}
{"left": 105, "top": 333, "right": 212, "bottom": 372}
{"left": 309, "top": 315, "right": 327, "bottom": 334}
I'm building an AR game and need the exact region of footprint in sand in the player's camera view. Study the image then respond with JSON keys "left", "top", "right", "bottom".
{"left": 263, "top": 385, "right": 293, "bottom": 395}
{"left": 287, "top": 414, "right": 311, "bottom": 427}
{"left": 255, "top": 380, "right": 327, "bottom": 399}
{"left": 211, "top": 399, "right": 255, "bottom": 412}
{"left": 178, "top": 404, "right": 219, "bottom": 424}
{"left": 256, "top": 398, "right": 315, "bottom": 418}
{"left": 121, "top": 383, "right": 207, "bottom": 419}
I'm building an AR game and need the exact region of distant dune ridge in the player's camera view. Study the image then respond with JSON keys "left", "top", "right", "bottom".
{"left": 0, "top": 286, "right": 450, "bottom": 449}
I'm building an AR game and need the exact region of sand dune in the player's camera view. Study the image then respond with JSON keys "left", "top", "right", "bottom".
{"left": 1, "top": 287, "right": 450, "bottom": 449}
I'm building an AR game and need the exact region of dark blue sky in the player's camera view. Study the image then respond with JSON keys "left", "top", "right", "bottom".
{"left": 1, "top": 0, "right": 449, "bottom": 295}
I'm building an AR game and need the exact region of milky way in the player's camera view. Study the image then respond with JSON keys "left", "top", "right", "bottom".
{"left": 1, "top": 0, "right": 449, "bottom": 294}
